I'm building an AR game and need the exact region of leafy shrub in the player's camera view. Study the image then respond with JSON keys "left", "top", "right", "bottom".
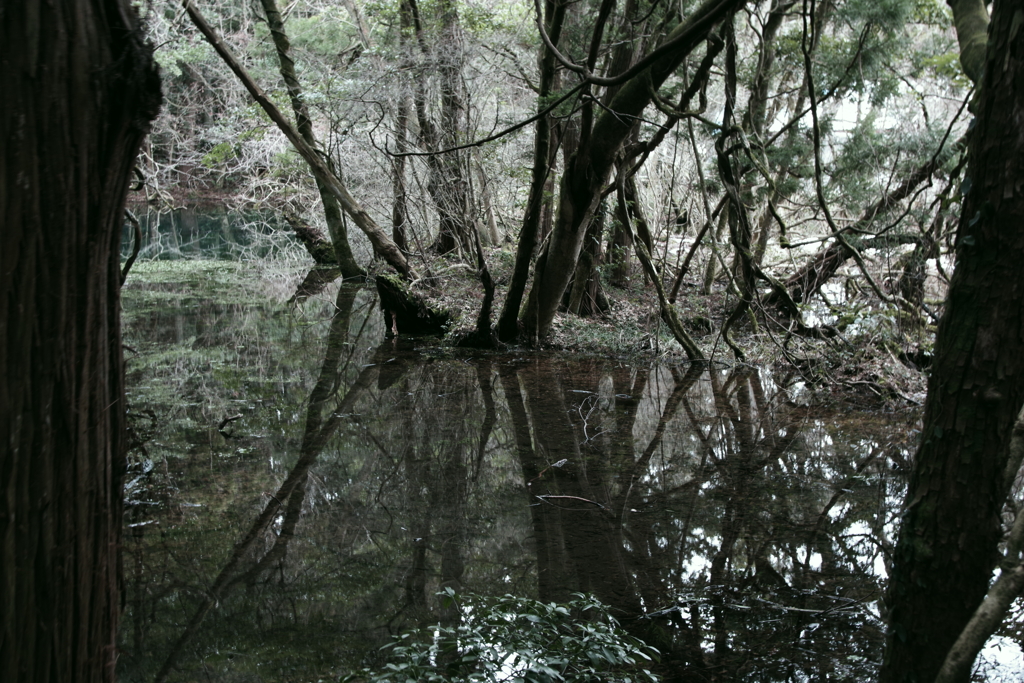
{"left": 342, "top": 590, "right": 659, "bottom": 683}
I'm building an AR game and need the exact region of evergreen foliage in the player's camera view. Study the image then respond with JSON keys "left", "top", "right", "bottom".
{"left": 344, "top": 591, "right": 659, "bottom": 683}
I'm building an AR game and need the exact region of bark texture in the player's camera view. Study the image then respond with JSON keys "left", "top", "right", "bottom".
{"left": 496, "top": 0, "right": 566, "bottom": 341}
{"left": 934, "top": 412, "right": 1024, "bottom": 683}
{"left": 880, "top": 2, "right": 1024, "bottom": 680}
{"left": 282, "top": 211, "right": 340, "bottom": 266}
{"left": 0, "top": 2, "right": 161, "bottom": 682}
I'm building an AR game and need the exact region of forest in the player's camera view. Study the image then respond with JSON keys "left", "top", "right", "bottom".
{"left": 3, "top": 0, "right": 1024, "bottom": 681}
{"left": 141, "top": 0, "right": 970, "bottom": 362}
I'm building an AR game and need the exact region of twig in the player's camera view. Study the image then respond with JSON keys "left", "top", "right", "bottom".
{"left": 533, "top": 495, "right": 606, "bottom": 510}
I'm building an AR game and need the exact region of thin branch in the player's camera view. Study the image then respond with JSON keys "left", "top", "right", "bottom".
{"left": 617, "top": 171, "right": 705, "bottom": 360}
{"left": 120, "top": 209, "right": 142, "bottom": 285}
{"left": 800, "top": 0, "right": 900, "bottom": 307}
{"left": 669, "top": 195, "right": 728, "bottom": 303}
{"left": 384, "top": 82, "right": 587, "bottom": 158}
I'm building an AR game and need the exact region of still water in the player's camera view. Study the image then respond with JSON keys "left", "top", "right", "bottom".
{"left": 121, "top": 206, "right": 284, "bottom": 261}
{"left": 116, "top": 260, "right": 1017, "bottom": 682}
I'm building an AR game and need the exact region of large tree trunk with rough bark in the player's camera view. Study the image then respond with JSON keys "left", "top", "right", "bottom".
{"left": 880, "top": 2, "right": 1024, "bottom": 680}
{"left": 0, "top": 2, "right": 161, "bottom": 682}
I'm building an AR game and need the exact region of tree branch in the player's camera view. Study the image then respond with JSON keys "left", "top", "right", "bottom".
{"left": 935, "top": 410, "right": 1024, "bottom": 683}
{"left": 947, "top": 0, "right": 991, "bottom": 85}
{"left": 181, "top": 0, "right": 413, "bottom": 279}
{"left": 616, "top": 172, "right": 704, "bottom": 360}
{"left": 532, "top": 0, "right": 746, "bottom": 87}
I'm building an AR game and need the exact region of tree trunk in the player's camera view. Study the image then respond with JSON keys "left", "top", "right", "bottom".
{"left": 717, "top": 14, "right": 758, "bottom": 360}
{"left": 496, "top": 0, "right": 567, "bottom": 341}
{"left": 521, "top": 0, "right": 744, "bottom": 341}
{"left": 402, "top": 0, "right": 475, "bottom": 257}
{"left": 391, "top": 92, "right": 412, "bottom": 253}
{"left": 392, "top": 1, "right": 415, "bottom": 253}
{"left": 947, "top": 0, "right": 990, "bottom": 85}
{"left": 260, "top": 0, "right": 365, "bottom": 279}
{"left": 282, "top": 211, "right": 341, "bottom": 266}
{"left": 184, "top": 0, "right": 414, "bottom": 280}
{"left": 433, "top": 0, "right": 473, "bottom": 256}
{"left": 0, "top": 2, "right": 161, "bottom": 682}
{"left": 880, "top": 2, "right": 1024, "bottom": 680}
{"left": 744, "top": 0, "right": 794, "bottom": 267}
{"left": 608, "top": 201, "right": 635, "bottom": 288}
{"left": 566, "top": 206, "right": 609, "bottom": 316}
{"left": 473, "top": 152, "right": 501, "bottom": 246}
{"left": 603, "top": 2, "right": 648, "bottom": 289}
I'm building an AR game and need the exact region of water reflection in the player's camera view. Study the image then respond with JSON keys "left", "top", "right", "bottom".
{"left": 119, "top": 273, "right": 913, "bottom": 682}
{"left": 504, "top": 358, "right": 902, "bottom": 681}
{"left": 121, "top": 207, "right": 282, "bottom": 260}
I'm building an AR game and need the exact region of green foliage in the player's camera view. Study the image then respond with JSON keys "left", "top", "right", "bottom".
{"left": 362, "top": 0, "right": 400, "bottom": 26}
{"left": 201, "top": 141, "right": 238, "bottom": 168}
{"left": 459, "top": 2, "right": 518, "bottom": 35}
{"left": 829, "top": 112, "right": 887, "bottom": 209}
{"left": 154, "top": 42, "right": 213, "bottom": 80}
{"left": 283, "top": 9, "right": 360, "bottom": 58}
{"left": 906, "top": 4, "right": 967, "bottom": 87}
{"left": 835, "top": 0, "right": 915, "bottom": 34}
{"left": 762, "top": 130, "right": 813, "bottom": 197}
{"left": 917, "top": 51, "right": 969, "bottom": 85}
{"left": 911, "top": 0, "right": 953, "bottom": 25}
{"left": 343, "top": 591, "right": 660, "bottom": 683}
{"left": 772, "top": 0, "right": 916, "bottom": 106}
{"left": 273, "top": 148, "right": 308, "bottom": 174}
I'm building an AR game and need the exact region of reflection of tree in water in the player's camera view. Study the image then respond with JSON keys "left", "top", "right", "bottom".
{"left": 502, "top": 359, "right": 904, "bottom": 681}
{"left": 120, "top": 287, "right": 908, "bottom": 681}
{"left": 148, "top": 284, "right": 379, "bottom": 682}
{"left": 122, "top": 285, "right": 518, "bottom": 682}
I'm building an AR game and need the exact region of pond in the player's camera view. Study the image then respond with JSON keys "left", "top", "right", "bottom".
{"left": 121, "top": 206, "right": 286, "bottom": 261}
{"left": 116, "top": 259, "right": 1020, "bottom": 682}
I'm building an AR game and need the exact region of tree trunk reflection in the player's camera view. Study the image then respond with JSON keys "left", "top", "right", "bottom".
{"left": 121, "top": 309, "right": 906, "bottom": 680}
{"left": 502, "top": 359, "right": 894, "bottom": 680}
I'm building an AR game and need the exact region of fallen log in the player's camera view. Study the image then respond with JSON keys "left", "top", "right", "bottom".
{"left": 375, "top": 275, "right": 452, "bottom": 337}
